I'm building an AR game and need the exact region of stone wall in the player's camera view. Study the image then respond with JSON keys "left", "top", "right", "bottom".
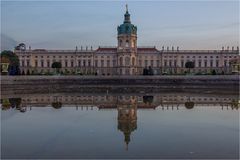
{"left": 1, "top": 75, "right": 239, "bottom": 95}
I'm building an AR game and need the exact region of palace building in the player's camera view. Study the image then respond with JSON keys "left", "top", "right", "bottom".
{"left": 15, "top": 6, "right": 239, "bottom": 75}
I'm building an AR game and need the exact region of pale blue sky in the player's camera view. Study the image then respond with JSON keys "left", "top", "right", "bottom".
{"left": 1, "top": 0, "right": 239, "bottom": 50}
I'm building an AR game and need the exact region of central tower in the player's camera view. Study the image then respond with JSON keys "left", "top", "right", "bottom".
{"left": 117, "top": 5, "right": 138, "bottom": 75}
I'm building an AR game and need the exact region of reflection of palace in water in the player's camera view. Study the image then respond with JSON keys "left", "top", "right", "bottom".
{"left": 1, "top": 94, "right": 239, "bottom": 149}
{"left": 1, "top": 94, "right": 238, "bottom": 109}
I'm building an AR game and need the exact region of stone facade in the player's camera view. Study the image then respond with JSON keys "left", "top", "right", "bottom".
{"left": 15, "top": 7, "right": 239, "bottom": 75}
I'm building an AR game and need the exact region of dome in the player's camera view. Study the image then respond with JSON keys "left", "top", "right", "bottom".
{"left": 118, "top": 23, "right": 137, "bottom": 35}
{"left": 117, "top": 6, "right": 137, "bottom": 35}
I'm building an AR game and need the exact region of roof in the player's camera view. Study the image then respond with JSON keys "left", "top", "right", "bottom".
{"left": 95, "top": 47, "right": 117, "bottom": 53}
{"left": 137, "top": 47, "right": 160, "bottom": 53}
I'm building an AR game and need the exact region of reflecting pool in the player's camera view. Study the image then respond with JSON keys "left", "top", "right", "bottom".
{"left": 1, "top": 92, "right": 239, "bottom": 159}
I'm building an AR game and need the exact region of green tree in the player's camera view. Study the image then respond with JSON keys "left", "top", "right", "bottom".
{"left": 1, "top": 50, "right": 20, "bottom": 75}
{"left": 143, "top": 96, "right": 154, "bottom": 104}
{"left": 185, "top": 61, "right": 195, "bottom": 74}
{"left": 148, "top": 66, "right": 154, "bottom": 75}
{"left": 52, "top": 102, "right": 62, "bottom": 109}
{"left": 211, "top": 69, "right": 216, "bottom": 75}
{"left": 185, "top": 102, "right": 195, "bottom": 109}
{"left": 15, "top": 43, "right": 26, "bottom": 51}
{"left": 51, "top": 62, "right": 62, "bottom": 74}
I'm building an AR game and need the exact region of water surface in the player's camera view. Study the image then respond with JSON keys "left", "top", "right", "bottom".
{"left": 1, "top": 92, "right": 239, "bottom": 159}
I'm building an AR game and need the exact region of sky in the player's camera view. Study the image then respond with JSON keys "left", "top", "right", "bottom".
{"left": 1, "top": 0, "right": 239, "bottom": 51}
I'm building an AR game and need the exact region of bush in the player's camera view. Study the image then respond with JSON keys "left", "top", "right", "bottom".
{"left": 211, "top": 69, "right": 216, "bottom": 75}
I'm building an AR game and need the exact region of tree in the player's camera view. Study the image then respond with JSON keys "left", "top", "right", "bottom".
{"left": 185, "top": 102, "right": 194, "bottom": 109}
{"left": 15, "top": 43, "right": 26, "bottom": 51}
{"left": 185, "top": 61, "right": 195, "bottom": 74}
{"left": 211, "top": 69, "right": 216, "bottom": 75}
{"left": 27, "top": 69, "right": 30, "bottom": 75}
{"left": 1, "top": 50, "right": 20, "bottom": 75}
{"left": 143, "top": 96, "right": 154, "bottom": 104}
{"left": 143, "top": 67, "right": 148, "bottom": 75}
{"left": 51, "top": 62, "right": 62, "bottom": 74}
{"left": 52, "top": 102, "right": 62, "bottom": 109}
{"left": 148, "top": 66, "right": 154, "bottom": 75}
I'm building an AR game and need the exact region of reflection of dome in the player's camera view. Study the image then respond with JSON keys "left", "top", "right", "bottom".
{"left": 185, "top": 102, "right": 194, "bottom": 109}
{"left": 117, "top": 103, "right": 137, "bottom": 150}
{"left": 118, "top": 120, "right": 137, "bottom": 150}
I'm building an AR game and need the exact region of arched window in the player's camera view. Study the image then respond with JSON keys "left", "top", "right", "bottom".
{"left": 119, "top": 39, "right": 122, "bottom": 47}
{"left": 120, "top": 57, "right": 123, "bottom": 66}
{"left": 132, "top": 40, "right": 135, "bottom": 47}
{"left": 125, "top": 57, "right": 130, "bottom": 66}
{"left": 126, "top": 40, "right": 129, "bottom": 47}
{"left": 132, "top": 57, "right": 135, "bottom": 66}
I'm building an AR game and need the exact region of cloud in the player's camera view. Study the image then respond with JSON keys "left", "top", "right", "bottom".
{"left": 1, "top": 34, "right": 18, "bottom": 51}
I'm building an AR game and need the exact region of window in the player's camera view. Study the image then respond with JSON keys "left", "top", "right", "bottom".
{"left": 198, "top": 60, "right": 201, "bottom": 67}
{"left": 65, "top": 61, "right": 68, "bottom": 67}
{"left": 210, "top": 60, "right": 213, "bottom": 67}
{"left": 125, "top": 57, "right": 130, "bottom": 66}
{"left": 119, "top": 40, "right": 122, "bottom": 47}
{"left": 181, "top": 61, "right": 184, "bottom": 67}
{"left": 41, "top": 60, "right": 44, "bottom": 67}
{"left": 151, "top": 60, "right": 154, "bottom": 66}
{"left": 132, "top": 57, "right": 135, "bottom": 66}
{"left": 101, "top": 60, "right": 104, "bottom": 67}
{"left": 120, "top": 57, "right": 123, "bottom": 66}
{"left": 157, "top": 60, "right": 160, "bottom": 67}
{"left": 22, "top": 60, "right": 25, "bottom": 67}
{"left": 113, "top": 60, "right": 116, "bottom": 67}
{"left": 88, "top": 60, "right": 91, "bottom": 66}
{"left": 169, "top": 60, "right": 172, "bottom": 67}
{"left": 27, "top": 60, "right": 30, "bottom": 67}
{"left": 71, "top": 61, "right": 74, "bottom": 67}
{"left": 47, "top": 61, "right": 50, "bottom": 67}
{"left": 78, "top": 60, "right": 81, "bottom": 67}
{"left": 35, "top": 60, "right": 38, "bottom": 67}
{"left": 139, "top": 60, "right": 142, "bottom": 66}
{"left": 107, "top": 60, "right": 110, "bottom": 67}
{"left": 216, "top": 60, "right": 219, "bottom": 67}
{"left": 164, "top": 60, "right": 167, "bottom": 67}
{"left": 145, "top": 60, "right": 148, "bottom": 67}
{"left": 204, "top": 61, "right": 207, "bottom": 67}
{"left": 126, "top": 40, "right": 129, "bottom": 47}
{"left": 174, "top": 60, "right": 177, "bottom": 67}
{"left": 95, "top": 60, "right": 98, "bottom": 67}
{"left": 224, "top": 60, "right": 227, "bottom": 67}
{"left": 83, "top": 60, "right": 86, "bottom": 67}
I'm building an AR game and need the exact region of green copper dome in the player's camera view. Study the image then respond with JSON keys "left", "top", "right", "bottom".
{"left": 117, "top": 6, "right": 137, "bottom": 35}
